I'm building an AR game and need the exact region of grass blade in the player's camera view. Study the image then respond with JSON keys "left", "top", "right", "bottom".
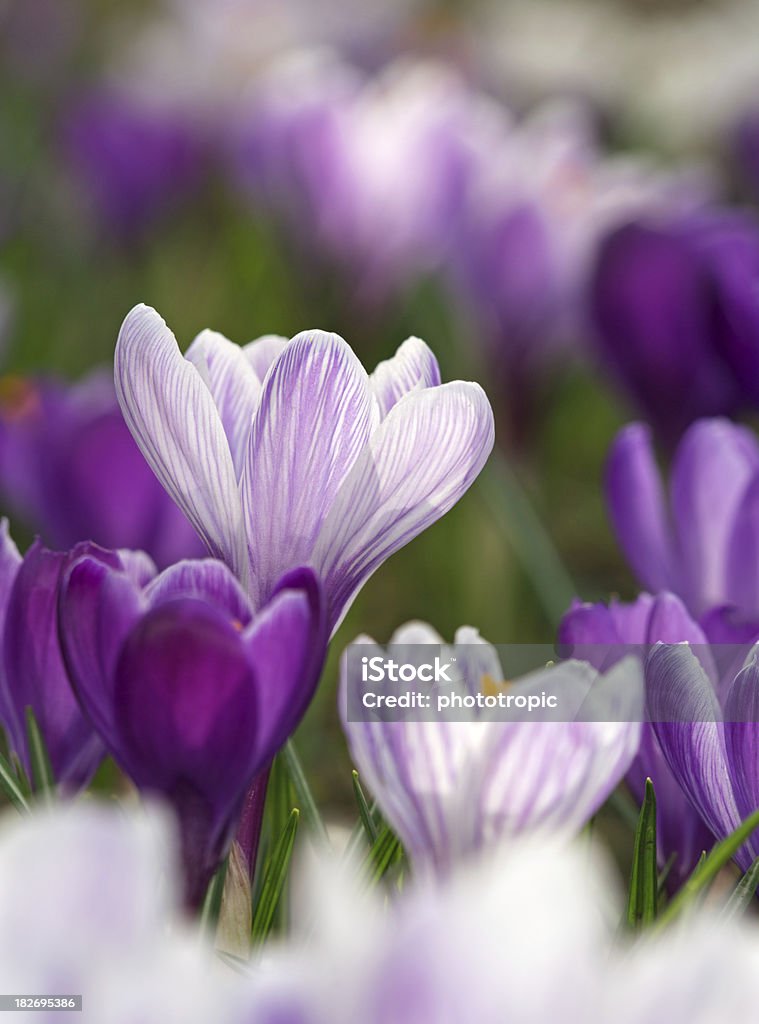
{"left": 24, "top": 707, "right": 54, "bottom": 798}
{"left": 200, "top": 858, "right": 229, "bottom": 936}
{"left": 721, "top": 856, "right": 759, "bottom": 922}
{"left": 281, "top": 740, "right": 329, "bottom": 848}
{"left": 657, "top": 808, "right": 759, "bottom": 928}
{"left": 252, "top": 808, "right": 299, "bottom": 943}
{"left": 351, "top": 771, "right": 378, "bottom": 846}
{"left": 627, "top": 778, "right": 658, "bottom": 928}
{"left": 362, "top": 823, "right": 402, "bottom": 887}
{"left": 0, "top": 750, "right": 29, "bottom": 813}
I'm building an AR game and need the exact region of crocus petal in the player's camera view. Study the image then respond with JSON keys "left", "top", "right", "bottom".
{"left": 472, "top": 659, "right": 642, "bottom": 844}
{"left": 242, "top": 568, "right": 326, "bottom": 767}
{"left": 670, "top": 419, "right": 759, "bottom": 613}
{"left": 5, "top": 542, "right": 103, "bottom": 785}
{"left": 604, "top": 424, "right": 675, "bottom": 594}
{"left": 242, "top": 334, "right": 290, "bottom": 381}
{"left": 113, "top": 599, "right": 260, "bottom": 807}
{"left": 726, "top": 475, "right": 759, "bottom": 612}
{"left": 315, "top": 381, "right": 495, "bottom": 631}
{"left": 114, "top": 304, "right": 245, "bottom": 575}
{"left": 648, "top": 644, "right": 743, "bottom": 851}
{"left": 144, "top": 558, "right": 253, "bottom": 627}
{"left": 241, "top": 330, "right": 375, "bottom": 608}
{"left": 369, "top": 337, "right": 442, "bottom": 419}
{"left": 451, "top": 626, "right": 505, "bottom": 696}
{"left": 58, "top": 548, "right": 148, "bottom": 751}
{"left": 0, "top": 519, "right": 20, "bottom": 629}
{"left": 723, "top": 651, "right": 759, "bottom": 832}
{"left": 185, "top": 329, "right": 262, "bottom": 477}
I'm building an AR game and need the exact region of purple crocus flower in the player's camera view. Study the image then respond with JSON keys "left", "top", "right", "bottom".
{"left": 60, "top": 91, "right": 204, "bottom": 238}
{"left": 115, "top": 304, "right": 494, "bottom": 633}
{"left": 58, "top": 545, "right": 326, "bottom": 907}
{"left": 0, "top": 523, "right": 109, "bottom": 788}
{"left": 0, "top": 371, "right": 204, "bottom": 569}
{"left": 340, "top": 622, "right": 642, "bottom": 874}
{"left": 559, "top": 591, "right": 722, "bottom": 885}
{"left": 590, "top": 210, "right": 759, "bottom": 441}
{"left": 605, "top": 418, "right": 759, "bottom": 618}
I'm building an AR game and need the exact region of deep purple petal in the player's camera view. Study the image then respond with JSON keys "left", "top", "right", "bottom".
{"left": 144, "top": 558, "right": 253, "bottom": 626}
{"left": 726, "top": 474, "right": 759, "bottom": 613}
{"left": 5, "top": 541, "right": 103, "bottom": 785}
{"left": 604, "top": 424, "right": 676, "bottom": 595}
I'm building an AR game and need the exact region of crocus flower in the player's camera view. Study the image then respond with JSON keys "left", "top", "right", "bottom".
{"left": 605, "top": 418, "right": 759, "bottom": 617}
{"left": 0, "top": 371, "right": 204, "bottom": 569}
{"left": 114, "top": 304, "right": 494, "bottom": 633}
{"left": 339, "top": 622, "right": 642, "bottom": 874}
{"left": 0, "top": 802, "right": 245, "bottom": 1024}
{"left": 590, "top": 210, "right": 759, "bottom": 441}
{"left": 0, "top": 523, "right": 108, "bottom": 788}
{"left": 559, "top": 590, "right": 722, "bottom": 885}
{"left": 61, "top": 91, "right": 204, "bottom": 238}
{"left": 58, "top": 545, "right": 326, "bottom": 906}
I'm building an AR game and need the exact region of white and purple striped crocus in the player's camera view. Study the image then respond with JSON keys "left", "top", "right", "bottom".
{"left": 339, "top": 622, "right": 642, "bottom": 873}
{"left": 58, "top": 545, "right": 326, "bottom": 907}
{"left": 605, "top": 418, "right": 759, "bottom": 618}
{"left": 0, "top": 522, "right": 106, "bottom": 788}
{"left": 114, "top": 304, "right": 494, "bottom": 633}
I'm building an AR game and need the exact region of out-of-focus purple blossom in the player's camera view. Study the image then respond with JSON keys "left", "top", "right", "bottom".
{"left": 590, "top": 209, "right": 759, "bottom": 441}
{"left": 0, "top": 371, "right": 204, "bottom": 569}
{"left": 0, "top": 523, "right": 107, "bottom": 788}
{"left": 559, "top": 591, "right": 725, "bottom": 886}
{"left": 605, "top": 419, "right": 759, "bottom": 618}
{"left": 340, "top": 621, "right": 641, "bottom": 875}
{"left": 60, "top": 91, "right": 205, "bottom": 237}
{"left": 734, "top": 109, "right": 759, "bottom": 203}
{"left": 115, "top": 304, "right": 494, "bottom": 633}
{"left": 59, "top": 547, "right": 326, "bottom": 906}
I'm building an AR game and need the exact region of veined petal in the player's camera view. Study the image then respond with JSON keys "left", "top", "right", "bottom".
{"left": 670, "top": 419, "right": 759, "bottom": 613}
{"left": 185, "top": 329, "right": 262, "bottom": 477}
{"left": 144, "top": 559, "right": 253, "bottom": 626}
{"left": 242, "top": 334, "right": 290, "bottom": 382}
{"left": 604, "top": 424, "right": 675, "bottom": 594}
{"left": 724, "top": 652, "right": 759, "bottom": 828}
{"left": 58, "top": 548, "right": 148, "bottom": 752}
{"left": 241, "top": 330, "right": 374, "bottom": 608}
{"left": 114, "top": 304, "right": 245, "bottom": 575}
{"left": 470, "top": 659, "right": 642, "bottom": 844}
{"left": 452, "top": 626, "right": 505, "bottom": 696}
{"left": 648, "top": 644, "right": 743, "bottom": 851}
{"left": 315, "top": 381, "right": 494, "bottom": 632}
{"left": 369, "top": 337, "right": 442, "bottom": 419}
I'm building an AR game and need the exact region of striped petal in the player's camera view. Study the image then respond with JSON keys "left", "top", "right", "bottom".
{"left": 648, "top": 643, "right": 743, "bottom": 855}
{"left": 241, "top": 331, "right": 375, "bottom": 609}
{"left": 369, "top": 337, "right": 442, "bottom": 419}
{"left": 315, "top": 381, "right": 495, "bottom": 631}
{"left": 242, "top": 334, "right": 290, "bottom": 382}
{"left": 723, "top": 651, "right": 759, "bottom": 842}
{"left": 185, "top": 329, "right": 262, "bottom": 477}
{"left": 115, "top": 304, "right": 245, "bottom": 576}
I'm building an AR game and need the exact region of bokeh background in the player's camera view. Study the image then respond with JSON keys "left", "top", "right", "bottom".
{"left": 3, "top": 0, "right": 759, "bottom": 811}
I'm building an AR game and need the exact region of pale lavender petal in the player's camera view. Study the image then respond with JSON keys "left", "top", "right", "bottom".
{"left": 144, "top": 559, "right": 253, "bottom": 626}
{"left": 723, "top": 652, "right": 759, "bottom": 837}
{"left": 604, "top": 424, "right": 676, "bottom": 594}
{"left": 114, "top": 304, "right": 245, "bottom": 575}
{"left": 726, "top": 475, "right": 759, "bottom": 612}
{"left": 670, "top": 419, "right": 759, "bottom": 613}
{"left": 369, "top": 337, "right": 442, "bottom": 419}
{"left": 185, "top": 329, "right": 262, "bottom": 477}
{"left": 241, "top": 331, "right": 374, "bottom": 608}
{"left": 242, "top": 334, "right": 290, "bottom": 382}
{"left": 648, "top": 644, "right": 743, "bottom": 851}
{"left": 0, "top": 519, "right": 21, "bottom": 625}
{"left": 315, "top": 381, "right": 495, "bottom": 631}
